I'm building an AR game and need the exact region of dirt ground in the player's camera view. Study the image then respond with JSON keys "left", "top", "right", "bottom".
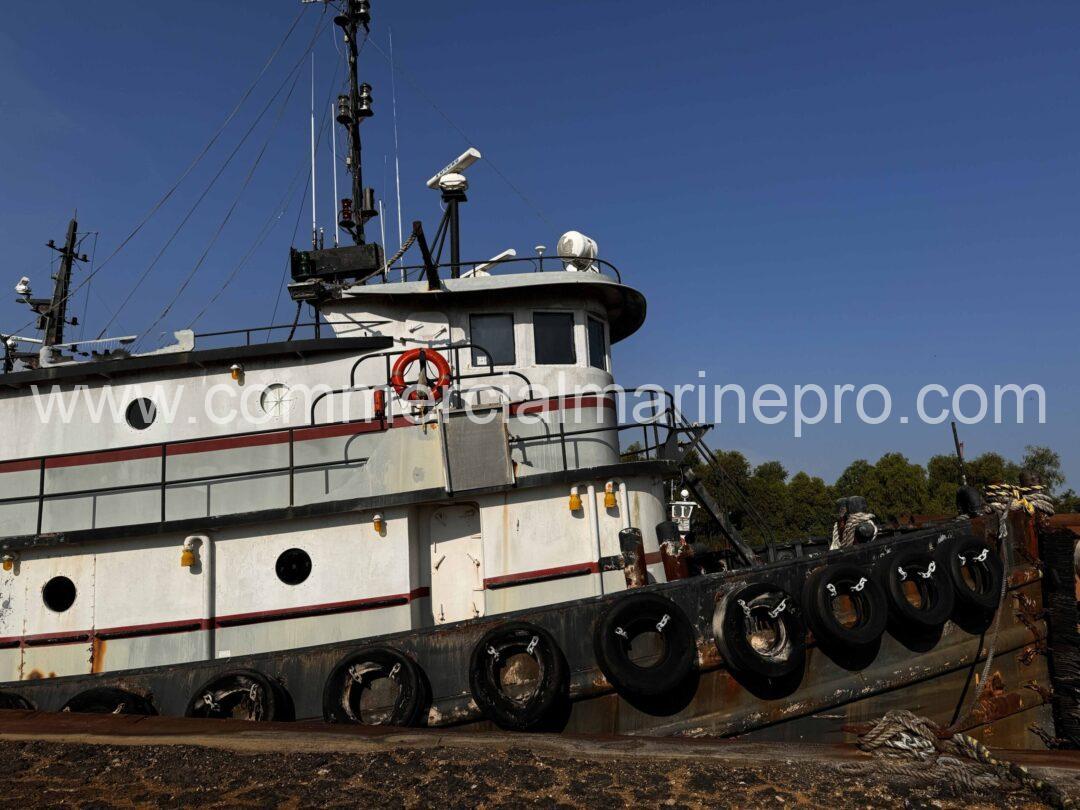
{"left": 1, "top": 717, "right": 1079, "bottom": 810}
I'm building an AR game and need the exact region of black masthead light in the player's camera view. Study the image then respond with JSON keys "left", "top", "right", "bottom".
{"left": 357, "top": 83, "right": 373, "bottom": 117}
{"left": 336, "top": 94, "right": 352, "bottom": 125}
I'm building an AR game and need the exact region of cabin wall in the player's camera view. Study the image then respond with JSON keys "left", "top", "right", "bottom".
{"left": 0, "top": 473, "right": 664, "bottom": 680}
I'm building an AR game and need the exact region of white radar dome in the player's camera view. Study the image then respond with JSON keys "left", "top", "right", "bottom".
{"left": 557, "top": 230, "right": 599, "bottom": 272}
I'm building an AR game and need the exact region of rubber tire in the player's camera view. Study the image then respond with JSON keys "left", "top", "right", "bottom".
{"left": 876, "top": 547, "right": 955, "bottom": 630}
{"left": 62, "top": 687, "right": 156, "bottom": 715}
{"left": 593, "top": 592, "right": 696, "bottom": 698}
{"left": 713, "top": 581, "right": 806, "bottom": 680}
{"left": 803, "top": 562, "right": 887, "bottom": 647}
{"left": 468, "top": 621, "right": 567, "bottom": 731}
{"left": 186, "top": 669, "right": 286, "bottom": 721}
{"left": 322, "top": 646, "right": 427, "bottom": 727}
{"left": 0, "top": 690, "right": 34, "bottom": 711}
{"left": 940, "top": 535, "right": 1004, "bottom": 613}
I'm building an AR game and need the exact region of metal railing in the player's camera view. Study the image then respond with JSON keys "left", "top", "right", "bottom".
{"left": 391, "top": 255, "right": 622, "bottom": 284}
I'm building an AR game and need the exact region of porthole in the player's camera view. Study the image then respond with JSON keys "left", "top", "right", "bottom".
{"left": 42, "top": 576, "right": 76, "bottom": 613}
{"left": 259, "top": 384, "right": 292, "bottom": 418}
{"left": 275, "top": 548, "right": 311, "bottom": 585}
{"left": 125, "top": 398, "right": 157, "bottom": 430}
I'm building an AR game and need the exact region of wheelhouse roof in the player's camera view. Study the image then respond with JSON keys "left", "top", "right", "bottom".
{"left": 336, "top": 272, "right": 647, "bottom": 343}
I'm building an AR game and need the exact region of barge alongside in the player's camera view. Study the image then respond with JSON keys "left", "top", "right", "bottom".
{"left": 0, "top": 1, "right": 1070, "bottom": 749}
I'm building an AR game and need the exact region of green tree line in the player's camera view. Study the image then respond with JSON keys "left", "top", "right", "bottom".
{"left": 642, "top": 444, "right": 1076, "bottom": 548}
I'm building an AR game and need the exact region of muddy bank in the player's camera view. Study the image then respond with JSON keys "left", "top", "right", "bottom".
{"left": 1, "top": 731, "right": 1079, "bottom": 808}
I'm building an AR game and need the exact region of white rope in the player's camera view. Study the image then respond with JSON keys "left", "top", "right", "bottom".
{"left": 830, "top": 512, "right": 877, "bottom": 550}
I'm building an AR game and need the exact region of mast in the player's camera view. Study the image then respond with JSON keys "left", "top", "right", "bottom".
{"left": 44, "top": 217, "right": 82, "bottom": 347}
{"left": 334, "top": 0, "right": 375, "bottom": 244}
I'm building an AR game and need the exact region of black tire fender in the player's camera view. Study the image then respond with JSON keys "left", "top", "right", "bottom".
{"left": 62, "top": 687, "right": 156, "bottom": 715}
{"left": 876, "top": 547, "right": 955, "bottom": 630}
{"left": 713, "top": 581, "right": 806, "bottom": 680}
{"left": 322, "top": 645, "right": 427, "bottom": 727}
{"left": 939, "top": 535, "right": 1004, "bottom": 612}
{"left": 468, "top": 621, "right": 567, "bottom": 731}
{"left": 803, "top": 562, "right": 888, "bottom": 647}
{"left": 0, "top": 690, "right": 34, "bottom": 711}
{"left": 186, "top": 669, "right": 289, "bottom": 721}
{"left": 593, "top": 592, "right": 696, "bottom": 698}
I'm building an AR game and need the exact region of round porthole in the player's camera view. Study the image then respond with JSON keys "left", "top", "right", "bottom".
{"left": 42, "top": 576, "right": 76, "bottom": 612}
{"left": 275, "top": 548, "right": 311, "bottom": 585}
{"left": 125, "top": 398, "right": 157, "bottom": 430}
{"left": 259, "top": 384, "right": 292, "bottom": 419}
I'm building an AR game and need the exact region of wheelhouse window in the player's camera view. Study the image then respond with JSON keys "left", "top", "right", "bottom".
{"left": 470, "top": 314, "right": 516, "bottom": 366}
{"left": 587, "top": 316, "right": 607, "bottom": 370}
{"left": 533, "top": 312, "right": 576, "bottom": 365}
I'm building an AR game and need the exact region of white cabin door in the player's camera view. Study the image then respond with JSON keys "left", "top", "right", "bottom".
{"left": 429, "top": 504, "right": 484, "bottom": 624}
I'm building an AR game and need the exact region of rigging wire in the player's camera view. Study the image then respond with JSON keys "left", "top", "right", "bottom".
{"left": 135, "top": 47, "right": 312, "bottom": 350}
{"left": 97, "top": 10, "right": 331, "bottom": 339}
{"left": 365, "top": 35, "right": 554, "bottom": 230}
{"left": 266, "top": 36, "right": 354, "bottom": 336}
{"left": 10, "top": 7, "right": 308, "bottom": 340}
{"left": 186, "top": 157, "right": 310, "bottom": 330}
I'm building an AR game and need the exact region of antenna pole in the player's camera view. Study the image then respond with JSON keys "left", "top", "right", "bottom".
{"left": 390, "top": 27, "right": 404, "bottom": 279}
{"left": 44, "top": 217, "right": 80, "bottom": 347}
{"left": 310, "top": 54, "right": 318, "bottom": 250}
{"left": 331, "top": 102, "right": 340, "bottom": 247}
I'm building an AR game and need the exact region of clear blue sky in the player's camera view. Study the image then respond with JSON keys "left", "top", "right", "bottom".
{"left": 1, "top": 1, "right": 1077, "bottom": 488}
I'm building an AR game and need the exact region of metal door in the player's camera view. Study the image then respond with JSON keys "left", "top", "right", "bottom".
{"left": 429, "top": 504, "right": 484, "bottom": 624}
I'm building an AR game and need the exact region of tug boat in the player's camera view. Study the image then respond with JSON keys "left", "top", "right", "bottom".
{"left": 0, "top": 2, "right": 1063, "bottom": 744}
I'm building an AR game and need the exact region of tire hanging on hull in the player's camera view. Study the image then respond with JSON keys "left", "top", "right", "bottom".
{"left": 186, "top": 669, "right": 291, "bottom": 722}
{"left": 939, "top": 535, "right": 1005, "bottom": 613}
{"left": 62, "top": 687, "right": 156, "bottom": 716}
{"left": 593, "top": 592, "right": 696, "bottom": 698}
{"left": 802, "top": 562, "right": 888, "bottom": 648}
{"left": 468, "top": 621, "right": 568, "bottom": 731}
{"left": 713, "top": 581, "right": 806, "bottom": 681}
{"left": 876, "top": 547, "right": 955, "bottom": 630}
{"left": 0, "top": 690, "right": 33, "bottom": 711}
{"left": 322, "top": 645, "right": 428, "bottom": 727}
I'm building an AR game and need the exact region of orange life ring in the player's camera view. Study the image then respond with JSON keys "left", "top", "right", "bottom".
{"left": 389, "top": 348, "right": 452, "bottom": 401}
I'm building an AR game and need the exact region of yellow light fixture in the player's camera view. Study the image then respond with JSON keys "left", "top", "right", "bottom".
{"left": 229, "top": 363, "right": 243, "bottom": 383}
{"left": 1, "top": 553, "right": 15, "bottom": 572}
{"left": 604, "top": 481, "right": 617, "bottom": 510}
{"left": 373, "top": 513, "right": 385, "bottom": 534}
{"left": 569, "top": 486, "right": 582, "bottom": 512}
{"left": 180, "top": 538, "right": 199, "bottom": 568}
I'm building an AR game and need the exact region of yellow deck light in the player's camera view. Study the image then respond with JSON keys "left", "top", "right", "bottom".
{"left": 230, "top": 363, "right": 243, "bottom": 383}
{"left": 569, "top": 487, "right": 582, "bottom": 512}
{"left": 180, "top": 538, "right": 199, "bottom": 568}
{"left": 604, "top": 481, "right": 617, "bottom": 510}
{"left": 373, "top": 513, "right": 385, "bottom": 534}
{"left": 1, "top": 554, "right": 15, "bottom": 572}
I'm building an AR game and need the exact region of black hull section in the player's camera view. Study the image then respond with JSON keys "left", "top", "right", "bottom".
{"left": 0, "top": 517, "right": 1053, "bottom": 747}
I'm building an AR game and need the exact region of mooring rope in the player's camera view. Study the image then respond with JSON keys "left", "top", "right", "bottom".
{"left": 829, "top": 512, "right": 877, "bottom": 550}
{"left": 843, "top": 709, "right": 1074, "bottom": 808}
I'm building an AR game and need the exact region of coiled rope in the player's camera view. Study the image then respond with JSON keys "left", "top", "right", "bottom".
{"left": 844, "top": 709, "right": 1074, "bottom": 808}
{"left": 830, "top": 512, "right": 877, "bottom": 550}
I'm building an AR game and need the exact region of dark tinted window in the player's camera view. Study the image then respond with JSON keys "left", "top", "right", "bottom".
{"left": 587, "top": 317, "right": 607, "bottom": 370}
{"left": 533, "top": 313, "right": 576, "bottom": 365}
{"left": 470, "top": 314, "right": 516, "bottom": 366}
